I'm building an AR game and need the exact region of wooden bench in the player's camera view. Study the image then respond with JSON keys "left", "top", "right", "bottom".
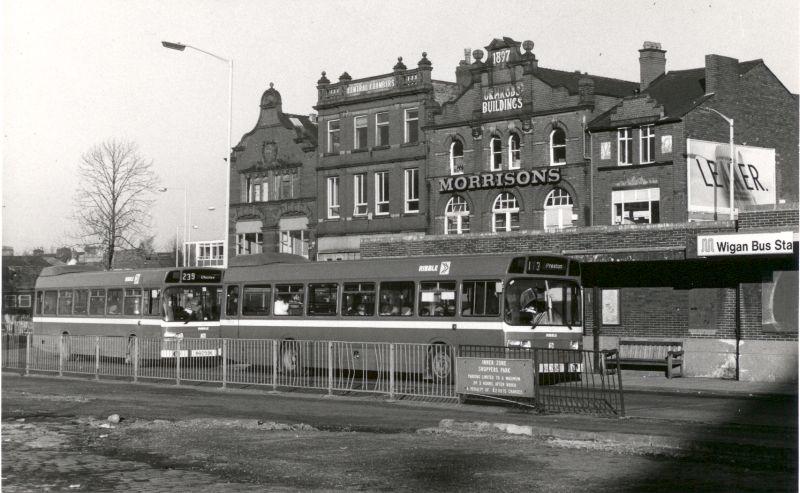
{"left": 605, "top": 340, "right": 684, "bottom": 378}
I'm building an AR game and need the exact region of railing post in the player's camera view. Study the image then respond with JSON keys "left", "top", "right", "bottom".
{"left": 25, "top": 333, "right": 31, "bottom": 376}
{"left": 94, "top": 336, "right": 100, "bottom": 380}
{"left": 615, "top": 350, "right": 625, "bottom": 417}
{"left": 222, "top": 339, "right": 228, "bottom": 389}
{"left": 271, "top": 339, "right": 278, "bottom": 391}
{"left": 327, "top": 341, "right": 333, "bottom": 396}
{"left": 58, "top": 335, "right": 64, "bottom": 377}
{"left": 389, "top": 344, "right": 396, "bottom": 401}
{"left": 532, "top": 348, "right": 540, "bottom": 410}
{"left": 175, "top": 338, "right": 181, "bottom": 386}
{"left": 133, "top": 337, "right": 139, "bottom": 383}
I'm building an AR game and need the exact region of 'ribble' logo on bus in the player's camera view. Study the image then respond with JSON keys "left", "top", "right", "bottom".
{"left": 418, "top": 261, "right": 452, "bottom": 275}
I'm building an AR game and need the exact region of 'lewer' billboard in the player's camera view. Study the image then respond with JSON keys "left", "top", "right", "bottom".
{"left": 687, "top": 139, "right": 776, "bottom": 214}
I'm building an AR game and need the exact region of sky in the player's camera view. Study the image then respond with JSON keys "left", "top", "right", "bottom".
{"left": 2, "top": 0, "right": 798, "bottom": 254}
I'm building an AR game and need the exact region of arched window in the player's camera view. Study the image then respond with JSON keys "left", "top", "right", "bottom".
{"left": 492, "top": 192, "right": 520, "bottom": 233}
{"left": 543, "top": 188, "right": 574, "bottom": 230}
{"left": 508, "top": 133, "right": 521, "bottom": 169}
{"left": 550, "top": 128, "right": 566, "bottom": 165}
{"left": 489, "top": 136, "right": 502, "bottom": 171}
{"left": 449, "top": 140, "right": 464, "bottom": 175}
{"left": 444, "top": 196, "right": 470, "bottom": 234}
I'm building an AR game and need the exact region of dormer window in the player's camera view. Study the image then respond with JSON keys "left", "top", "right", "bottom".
{"left": 550, "top": 129, "right": 566, "bottom": 165}
{"left": 489, "top": 136, "right": 502, "bottom": 171}
{"left": 450, "top": 140, "right": 464, "bottom": 174}
{"left": 508, "top": 133, "right": 521, "bottom": 169}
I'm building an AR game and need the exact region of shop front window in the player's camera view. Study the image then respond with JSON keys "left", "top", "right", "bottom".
{"left": 612, "top": 188, "right": 660, "bottom": 224}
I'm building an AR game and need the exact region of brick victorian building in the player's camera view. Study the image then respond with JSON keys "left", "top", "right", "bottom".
{"left": 229, "top": 84, "right": 318, "bottom": 258}
{"left": 228, "top": 38, "right": 798, "bottom": 381}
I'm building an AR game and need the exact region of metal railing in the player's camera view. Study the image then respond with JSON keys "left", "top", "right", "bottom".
{"left": 459, "top": 345, "right": 625, "bottom": 416}
{"left": 3, "top": 334, "right": 623, "bottom": 414}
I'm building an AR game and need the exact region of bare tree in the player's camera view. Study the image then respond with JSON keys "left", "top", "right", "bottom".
{"left": 73, "top": 140, "right": 158, "bottom": 270}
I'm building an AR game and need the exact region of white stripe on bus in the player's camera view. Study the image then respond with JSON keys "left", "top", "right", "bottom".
{"left": 220, "top": 319, "right": 578, "bottom": 333}
{"left": 34, "top": 317, "right": 162, "bottom": 325}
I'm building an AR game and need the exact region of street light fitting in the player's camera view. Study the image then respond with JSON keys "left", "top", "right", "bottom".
{"left": 161, "top": 41, "right": 186, "bottom": 51}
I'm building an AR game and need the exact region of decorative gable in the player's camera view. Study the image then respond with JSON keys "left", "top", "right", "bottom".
{"left": 609, "top": 97, "right": 664, "bottom": 126}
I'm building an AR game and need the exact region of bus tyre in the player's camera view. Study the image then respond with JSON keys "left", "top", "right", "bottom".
{"left": 428, "top": 344, "right": 453, "bottom": 382}
{"left": 279, "top": 341, "right": 300, "bottom": 374}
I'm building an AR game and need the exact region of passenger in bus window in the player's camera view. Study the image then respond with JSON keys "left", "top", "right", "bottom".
{"left": 274, "top": 298, "right": 289, "bottom": 315}
{"left": 288, "top": 294, "right": 303, "bottom": 316}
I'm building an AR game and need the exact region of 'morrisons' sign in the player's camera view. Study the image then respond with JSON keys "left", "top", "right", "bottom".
{"left": 482, "top": 82, "right": 524, "bottom": 114}
{"left": 439, "top": 168, "right": 560, "bottom": 193}
{"left": 697, "top": 231, "right": 794, "bottom": 257}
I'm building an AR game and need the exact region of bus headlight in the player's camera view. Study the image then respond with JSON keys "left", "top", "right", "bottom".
{"left": 508, "top": 340, "right": 531, "bottom": 348}
{"left": 570, "top": 341, "right": 580, "bottom": 350}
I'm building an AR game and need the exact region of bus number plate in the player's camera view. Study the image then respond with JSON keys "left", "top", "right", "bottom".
{"left": 538, "top": 363, "right": 564, "bottom": 373}
{"left": 192, "top": 349, "right": 218, "bottom": 357}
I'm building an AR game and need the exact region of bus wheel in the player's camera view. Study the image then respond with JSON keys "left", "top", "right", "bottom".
{"left": 279, "top": 340, "right": 300, "bottom": 374}
{"left": 428, "top": 344, "right": 453, "bottom": 382}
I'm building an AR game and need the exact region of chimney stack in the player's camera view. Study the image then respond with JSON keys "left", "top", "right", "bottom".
{"left": 705, "top": 54, "right": 739, "bottom": 96}
{"left": 639, "top": 41, "right": 666, "bottom": 91}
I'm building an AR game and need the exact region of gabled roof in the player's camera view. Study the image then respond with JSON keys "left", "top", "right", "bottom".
{"left": 534, "top": 67, "right": 639, "bottom": 98}
{"left": 589, "top": 59, "right": 763, "bottom": 129}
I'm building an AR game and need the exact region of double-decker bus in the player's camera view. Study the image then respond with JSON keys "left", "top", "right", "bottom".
{"left": 221, "top": 252, "right": 583, "bottom": 379}
{"left": 32, "top": 265, "right": 224, "bottom": 360}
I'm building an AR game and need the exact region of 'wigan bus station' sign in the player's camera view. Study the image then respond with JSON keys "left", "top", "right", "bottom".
{"left": 456, "top": 357, "right": 534, "bottom": 398}
{"left": 697, "top": 231, "right": 794, "bottom": 257}
{"left": 438, "top": 168, "right": 560, "bottom": 193}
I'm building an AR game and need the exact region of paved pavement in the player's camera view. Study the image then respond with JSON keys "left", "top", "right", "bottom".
{"left": 619, "top": 370, "right": 798, "bottom": 397}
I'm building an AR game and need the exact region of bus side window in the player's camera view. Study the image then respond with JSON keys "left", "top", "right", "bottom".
{"left": 42, "top": 291, "right": 57, "bottom": 315}
{"left": 379, "top": 282, "right": 414, "bottom": 317}
{"left": 73, "top": 289, "right": 89, "bottom": 315}
{"left": 89, "top": 289, "right": 105, "bottom": 316}
{"left": 242, "top": 285, "right": 271, "bottom": 316}
{"left": 226, "top": 285, "right": 240, "bottom": 317}
{"left": 461, "top": 280, "right": 501, "bottom": 317}
{"left": 124, "top": 289, "right": 142, "bottom": 315}
{"left": 275, "top": 284, "right": 304, "bottom": 316}
{"left": 106, "top": 289, "right": 123, "bottom": 315}
{"left": 419, "top": 281, "right": 456, "bottom": 317}
{"left": 343, "top": 282, "right": 376, "bottom": 316}
{"left": 35, "top": 291, "right": 43, "bottom": 316}
{"left": 308, "top": 283, "right": 338, "bottom": 316}
{"left": 57, "top": 290, "right": 73, "bottom": 315}
{"left": 147, "top": 289, "right": 161, "bottom": 316}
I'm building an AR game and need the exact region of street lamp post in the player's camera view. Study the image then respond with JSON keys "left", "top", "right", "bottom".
{"left": 162, "top": 40, "right": 232, "bottom": 268}
{"left": 157, "top": 186, "right": 188, "bottom": 267}
{"left": 698, "top": 106, "right": 735, "bottom": 221}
